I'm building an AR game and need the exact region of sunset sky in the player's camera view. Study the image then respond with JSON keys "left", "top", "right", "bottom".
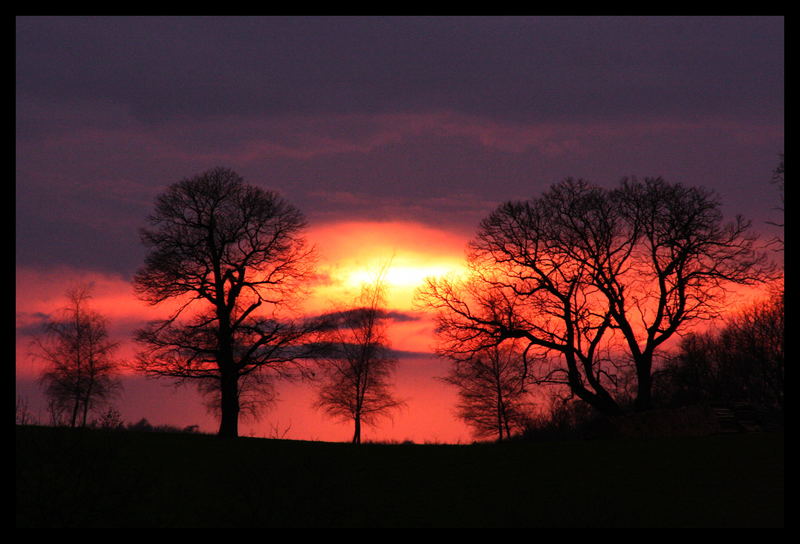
{"left": 16, "top": 16, "right": 784, "bottom": 443}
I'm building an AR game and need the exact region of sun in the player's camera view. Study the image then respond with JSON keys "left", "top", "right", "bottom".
{"left": 301, "top": 220, "right": 472, "bottom": 312}
{"left": 339, "top": 256, "right": 467, "bottom": 309}
{"left": 345, "top": 263, "right": 462, "bottom": 290}
{"left": 312, "top": 252, "right": 468, "bottom": 312}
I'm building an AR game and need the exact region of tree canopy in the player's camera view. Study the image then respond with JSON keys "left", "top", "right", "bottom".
{"left": 133, "top": 167, "right": 320, "bottom": 437}
{"left": 33, "top": 285, "right": 121, "bottom": 427}
{"left": 418, "top": 177, "right": 773, "bottom": 415}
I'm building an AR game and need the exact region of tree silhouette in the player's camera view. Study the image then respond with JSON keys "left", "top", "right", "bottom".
{"left": 132, "top": 167, "right": 320, "bottom": 438}
{"left": 657, "top": 292, "right": 784, "bottom": 412}
{"left": 441, "top": 341, "right": 534, "bottom": 441}
{"left": 768, "top": 153, "right": 784, "bottom": 250}
{"left": 772, "top": 153, "right": 784, "bottom": 219}
{"left": 32, "top": 285, "right": 121, "bottom": 428}
{"left": 418, "top": 177, "right": 772, "bottom": 415}
{"left": 314, "top": 269, "right": 404, "bottom": 444}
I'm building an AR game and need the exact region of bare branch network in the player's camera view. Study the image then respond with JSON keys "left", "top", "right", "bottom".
{"left": 417, "top": 177, "right": 775, "bottom": 416}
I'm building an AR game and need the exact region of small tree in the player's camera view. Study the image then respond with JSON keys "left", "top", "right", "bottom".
{"left": 770, "top": 154, "right": 784, "bottom": 223}
{"left": 92, "top": 407, "right": 124, "bottom": 430}
{"left": 441, "top": 341, "right": 534, "bottom": 441}
{"left": 315, "top": 270, "right": 404, "bottom": 444}
{"left": 767, "top": 153, "right": 784, "bottom": 250}
{"left": 16, "top": 394, "right": 34, "bottom": 425}
{"left": 32, "top": 285, "right": 121, "bottom": 428}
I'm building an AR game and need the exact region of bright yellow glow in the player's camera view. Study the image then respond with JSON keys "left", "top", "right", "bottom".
{"left": 330, "top": 255, "right": 467, "bottom": 311}
{"left": 346, "top": 263, "right": 461, "bottom": 289}
{"left": 302, "top": 220, "right": 472, "bottom": 313}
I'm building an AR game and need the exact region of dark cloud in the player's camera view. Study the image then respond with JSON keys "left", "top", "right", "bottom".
{"left": 16, "top": 16, "right": 783, "bottom": 126}
{"left": 15, "top": 312, "right": 51, "bottom": 337}
{"left": 388, "top": 348, "right": 435, "bottom": 359}
{"left": 311, "top": 308, "right": 421, "bottom": 332}
{"left": 15, "top": 16, "right": 784, "bottom": 276}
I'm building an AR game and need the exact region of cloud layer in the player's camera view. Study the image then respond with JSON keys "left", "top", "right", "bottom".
{"left": 17, "top": 17, "right": 783, "bottom": 124}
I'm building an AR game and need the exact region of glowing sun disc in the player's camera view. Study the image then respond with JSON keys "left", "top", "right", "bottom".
{"left": 347, "top": 264, "right": 459, "bottom": 289}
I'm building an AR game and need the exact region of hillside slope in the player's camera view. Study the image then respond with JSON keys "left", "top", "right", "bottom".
{"left": 16, "top": 425, "right": 784, "bottom": 527}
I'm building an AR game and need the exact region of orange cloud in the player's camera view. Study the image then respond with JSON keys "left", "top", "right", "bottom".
{"left": 16, "top": 220, "right": 471, "bottom": 376}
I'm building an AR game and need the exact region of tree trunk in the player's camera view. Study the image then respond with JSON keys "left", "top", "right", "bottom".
{"left": 496, "top": 395, "right": 504, "bottom": 442}
{"left": 565, "top": 356, "right": 621, "bottom": 416}
{"left": 70, "top": 391, "right": 81, "bottom": 428}
{"left": 634, "top": 358, "right": 653, "bottom": 412}
{"left": 216, "top": 301, "right": 240, "bottom": 438}
{"left": 218, "top": 371, "right": 240, "bottom": 438}
{"left": 81, "top": 377, "right": 94, "bottom": 428}
{"left": 353, "top": 415, "right": 362, "bottom": 444}
{"left": 582, "top": 389, "right": 621, "bottom": 416}
{"left": 81, "top": 397, "right": 90, "bottom": 427}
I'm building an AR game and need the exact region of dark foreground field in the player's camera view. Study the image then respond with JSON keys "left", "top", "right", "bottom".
{"left": 16, "top": 425, "right": 783, "bottom": 528}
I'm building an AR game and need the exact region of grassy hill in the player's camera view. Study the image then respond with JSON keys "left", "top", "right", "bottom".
{"left": 16, "top": 425, "right": 784, "bottom": 527}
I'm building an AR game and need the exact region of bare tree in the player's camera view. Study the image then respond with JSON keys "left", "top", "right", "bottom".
{"left": 658, "top": 292, "right": 784, "bottom": 412}
{"left": 418, "top": 180, "right": 625, "bottom": 415}
{"left": 32, "top": 285, "right": 121, "bottom": 428}
{"left": 16, "top": 394, "right": 34, "bottom": 425}
{"left": 441, "top": 340, "right": 534, "bottom": 441}
{"left": 132, "top": 167, "right": 320, "bottom": 438}
{"left": 418, "top": 177, "right": 772, "bottom": 415}
{"left": 768, "top": 153, "right": 784, "bottom": 250}
{"left": 771, "top": 153, "right": 784, "bottom": 222}
{"left": 315, "top": 269, "right": 404, "bottom": 444}
{"left": 613, "top": 178, "right": 774, "bottom": 409}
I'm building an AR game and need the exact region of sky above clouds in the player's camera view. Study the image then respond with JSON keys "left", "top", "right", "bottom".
{"left": 15, "top": 16, "right": 784, "bottom": 441}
